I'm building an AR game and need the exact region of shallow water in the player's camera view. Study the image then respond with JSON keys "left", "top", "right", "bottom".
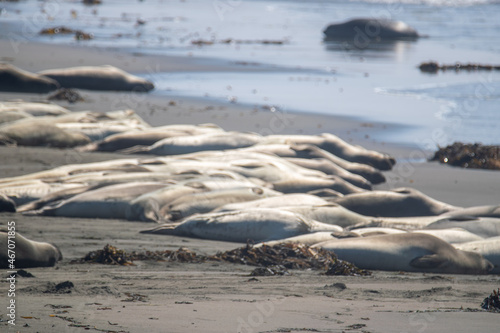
{"left": 0, "top": 0, "right": 499, "bottom": 146}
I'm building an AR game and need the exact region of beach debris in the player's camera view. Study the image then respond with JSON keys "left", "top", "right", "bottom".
{"left": 76, "top": 243, "right": 370, "bottom": 276}
{"left": 75, "top": 31, "right": 93, "bottom": 40}
{"left": 431, "top": 142, "right": 500, "bottom": 170}
{"left": 192, "top": 38, "right": 288, "bottom": 46}
{"left": 81, "top": 244, "right": 133, "bottom": 265}
{"left": 83, "top": 0, "right": 102, "bottom": 4}
{"left": 481, "top": 289, "right": 500, "bottom": 312}
{"left": 419, "top": 61, "right": 500, "bottom": 74}
{"left": 44, "top": 281, "right": 74, "bottom": 294}
{"left": 47, "top": 88, "right": 85, "bottom": 103}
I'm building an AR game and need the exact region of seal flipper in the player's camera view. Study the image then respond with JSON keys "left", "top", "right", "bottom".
{"left": 409, "top": 254, "right": 448, "bottom": 269}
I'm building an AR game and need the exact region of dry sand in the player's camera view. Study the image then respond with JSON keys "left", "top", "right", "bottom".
{"left": 0, "top": 40, "right": 499, "bottom": 332}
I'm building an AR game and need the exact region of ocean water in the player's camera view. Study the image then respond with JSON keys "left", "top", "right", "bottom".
{"left": 1, "top": 0, "right": 499, "bottom": 148}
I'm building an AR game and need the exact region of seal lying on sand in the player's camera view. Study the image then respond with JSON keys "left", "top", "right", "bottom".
{"left": 313, "top": 233, "right": 493, "bottom": 274}
{"left": 0, "top": 64, "right": 59, "bottom": 93}
{"left": 425, "top": 217, "right": 500, "bottom": 238}
{"left": 0, "top": 228, "right": 62, "bottom": 268}
{"left": 28, "top": 182, "right": 168, "bottom": 220}
{"left": 0, "top": 101, "right": 69, "bottom": 117}
{"left": 141, "top": 208, "right": 343, "bottom": 243}
{"left": 334, "top": 187, "right": 459, "bottom": 217}
{"left": 38, "top": 65, "right": 154, "bottom": 92}
{"left": 323, "top": 18, "right": 420, "bottom": 41}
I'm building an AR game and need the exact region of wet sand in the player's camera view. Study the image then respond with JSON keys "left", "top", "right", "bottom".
{"left": 1, "top": 39, "right": 499, "bottom": 332}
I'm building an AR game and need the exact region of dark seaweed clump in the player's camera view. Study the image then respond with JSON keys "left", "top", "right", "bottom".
{"left": 431, "top": 142, "right": 500, "bottom": 170}
{"left": 419, "top": 61, "right": 500, "bottom": 74}
{"left": 76, "top": 243, "right": 370, "bottom": 276}
{"left": 481, "top": 289, "right": 500, "bottom": 312}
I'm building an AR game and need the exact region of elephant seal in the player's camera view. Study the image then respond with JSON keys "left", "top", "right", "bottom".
{"left": 164, "top": 186, "right": 281, "bottom": 221}
{"left": 455, "top": 237, "right": 500, "bottom": 274}
{"left": 0, "top": 111, "right": 32, "bottom": 125}
{"left": 140, "top": 208, "right": 343, "bottom": 243}
{"left": 0, "top": 64, "right": 59, "bottom": 93}
{"left": 348, "top": 216, "right": 455, "bottom": 231}
{"left": 0, "top": 228, "right": 62, "bottom": 268}
{"left": 333, "top": 187, "right": 459, "bottom": 217}
{"left": 350, "top": 227, "right": 406, "bottom": 237}
{"left": 284, "top": 157, "right": 372, "bottom": 190}
{"left": 244, "top": 143, "right": 385, "bottom": 184}
{"left": 38, "top": 65, "right": 154, "bottom": 92}
{"left": 256, "top": 231, "right": 338, "bottom": 247}
{"left": 313, "top": 233, "right": 493, "bottom": 274}
{"left": 323, "top": 18, "right": 420, "bottom": 41}
{"left": 0, "top": 120, "right": 91, "bottom": 148}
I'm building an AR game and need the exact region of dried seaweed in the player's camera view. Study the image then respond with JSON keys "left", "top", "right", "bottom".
{"left": 209, "top": 243, "right": 371, "bottom": 276}
{"left": 419, "top": 61, "right": 500, "bottom": 74}
{"left": 431, "top": 142, "right": 500, "bottom": 170}
{"left": 129, "top": 247, "right": 202, "bottom": 263}
{"left": 481, "top": 289, "right": 500, "bottom": 313}
{"left": 76, "top": 243, "right": 370, "bottom": 276}
{"left": 79, "top": 244, "right": 133, "bottom": 265}
{"left": 47, "top": 88, "right": 84, "bottom": 104}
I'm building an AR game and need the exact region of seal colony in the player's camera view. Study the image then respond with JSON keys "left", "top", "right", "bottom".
{"left": 0, "top": 64, "right": 154, "bottom": 93}
{"left": 323, "top": 18, "right": 420, "bottom": 41}
{"left": 0, "top": 100, "right": 499, "bottom": 274}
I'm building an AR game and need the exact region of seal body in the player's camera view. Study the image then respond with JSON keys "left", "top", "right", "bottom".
{"left": 0, "top": 229, "right": 62, "bottom": 268}
{"left": 314, "top": 233, "right": 493, "bottom": 274}
{"left": 0, "top": 64, "right": 59, "bottom": 93}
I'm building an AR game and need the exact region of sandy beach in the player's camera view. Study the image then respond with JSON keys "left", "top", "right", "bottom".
{"left": 1, "top": 27, "right": 500, "bottom": 333}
